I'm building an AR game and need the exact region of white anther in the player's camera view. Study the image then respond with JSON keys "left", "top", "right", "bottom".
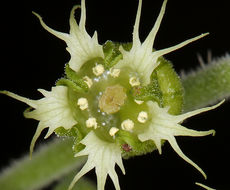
{"left": 129, "top": 77, "right": 140, "bottom": 86}
{"left": 83, "top": 76, "right": 93, "bottom": 88}
{"left": 110, "top": 68, "right": 120, "bottom": 78}
{"left": 77, "top": 98, "right": 88, "bottom": 110}
{"left": 121, "top": 119, "right": 134, "bottom": 131}
{"left": 109, "top": 127, "right": 119, "bottom": 136}
{"left": 134, "top": 99, "right": 144, "bottom": 105}
{"left": 92, "top": 64, "right": 105, "bottom": 76}
{"left": 86, "top": 117, "right": 98, "bottom": 129}
{"left": 137, "top": 111, "right": 148, "bottom": 123}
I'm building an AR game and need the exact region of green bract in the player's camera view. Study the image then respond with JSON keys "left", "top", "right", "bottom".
{"left": 0, "top": 0, "right": 224, "bottom": 190}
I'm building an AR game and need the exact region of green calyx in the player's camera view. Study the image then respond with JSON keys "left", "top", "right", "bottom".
{"left": 103, "top": 41, "right": 123, "bottom": 69}
{"left": 55, "top": 125, "right": 86, "bottom": 154}
{"left": 55, "top": 41, "right": 183, "bottom": 159}
{"left": 155, "top": 57, "right": 184, "bottom": 115}
{"left": 115, "top": 130, "right": 157, "bottom": 159}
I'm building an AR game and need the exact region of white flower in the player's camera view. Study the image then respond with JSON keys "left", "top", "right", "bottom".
{"left": 33, "top": 0, "right": 104, "bottom": 72}
{"left": 68, "top": 131, "right": 125, "bottom": 190}
{"left": 116, "top": 0, "right": 208, "bottom": 85}
{"left": 1, "top": 0, "right": 224, "bottom": 190}
{"left": 1, "top": 86, "right": 77, "bottom": 155}
{"left": 138, "top": 100, "right": 224, "bottom": 179}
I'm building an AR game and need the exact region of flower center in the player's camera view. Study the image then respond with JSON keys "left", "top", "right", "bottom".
{"left": 99, "top": 84, "right": 127, "bottom": 114}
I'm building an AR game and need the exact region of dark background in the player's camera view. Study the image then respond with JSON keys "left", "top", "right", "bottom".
{"left": 0, "top": 0, "right": 230, "bottom": 189}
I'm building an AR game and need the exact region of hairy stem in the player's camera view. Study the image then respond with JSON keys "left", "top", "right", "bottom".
{"left": 182, "top": 53, "right": 230, "bottom": 112}
{"left": 53, "top": 171, "right": 96, "bottom": 190}
{"left": 0, "top": 138, "right": 86, "bottom": 190}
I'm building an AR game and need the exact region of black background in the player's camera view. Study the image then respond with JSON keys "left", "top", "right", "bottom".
{"left": 0, "top": 0, "right": 230, "bottom": 190}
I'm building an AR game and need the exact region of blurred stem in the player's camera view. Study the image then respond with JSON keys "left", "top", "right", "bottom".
{"left": 53, "top": 171, "right": 96, "bottom": 190}
{"left": 0, "top": 138, "right": 86, "bottom": 190}
{"left": 182, "top": 54, "right": 230, "bottom": 112}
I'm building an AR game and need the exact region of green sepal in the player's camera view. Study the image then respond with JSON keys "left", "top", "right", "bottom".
{"left": 56, "top": 78, "right": 85, "bottom": 93}
{"left": 55, "top": 124, "right": 88, "bottom": 154}
{"left": 103, "top": 41, "right": 123, "bottom": 69}
{"left": 65, "top": 64, "right": 89, "bottom": 91}
{"left": 121, "top": 42, "right": 132, "bottom": 51}
{"left": 72, "top": 124, "right": 91, "bottom": 154}
{"left": 155, "top": 57, "right": 184, "bottom": 115}
{"left": 55, "top": 125, "right": 78, "bottom": 138}
{"left": 116, "top": 130, "right": 157, "bottom": 159}
{"left": 131, "top": 71, "right": 163, "bottom": 106}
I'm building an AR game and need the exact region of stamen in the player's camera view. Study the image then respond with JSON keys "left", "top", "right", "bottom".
{"left": 129, "top": 77, "right": 140, "bottom": 87}
{"left": 86, "top": 117, "right": 98, "bottom": 129}
{"left": 77, "top": 97, "right": 88, "bottom": 110}
{"left": 109, "top": 127, "right": 119, "bottom": 136}
{"left": 110, "top": 68, "right": 120, "bottom": 78}
{"left": 92, "top": 64, "right": 105, "bottom": 76}
{"left": 137, "top": 111, "right": 148, "bottom": 123}
{"left": 121, "top": 119, "right": 134, "bottom": 131}
{"left": 83, "top": 76, "right": 93, "bottom": 88}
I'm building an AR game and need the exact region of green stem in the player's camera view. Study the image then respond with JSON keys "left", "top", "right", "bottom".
{"left": 0, "top": 138, "right": 86, "bottom": 190}
{"left": 53, "top": 171, "right": 96, "bottom": 190}
{"left": 182, "top": 53, "right": 230, "bottom": 112}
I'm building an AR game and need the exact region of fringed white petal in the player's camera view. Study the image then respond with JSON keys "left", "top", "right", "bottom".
{"left": 138, "top": 101, "right": 223, "bottom": 178}
{"left": 33, "top": 0, "right": 104, "bottom": 73}
{"left": 0, "top": 90, "right": 38, "bottom": 108}
{"left": 116, "top": 0, "right": 208, "bottom": 85}
{"left": 142, "top": 0, "right": 167, "bottom": 50}
{"left": 167, "top": 135, "right": 207, "bottom": 179}
{"left": 173, "top": 100, "right": 224, "bottom": 123}
{"left": 1, "top": 86, "right": 77, "bottom": 155}
{"left": 32, "top": 12, "right": 69, "bottom": 41}
{"left": 152, "top": 33, "right": 208, "bottom": 58}
{"left": 69, "top": 131, "right": 125, "bottom": 190}
{"left": 132, "top": 0, "right": 142, "bottom": 49}
{"left": 195, "top": 182, "right": 216, "bottom": 190}
{"left": 30, "top": 122, "right": 45, "bottom": 158}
